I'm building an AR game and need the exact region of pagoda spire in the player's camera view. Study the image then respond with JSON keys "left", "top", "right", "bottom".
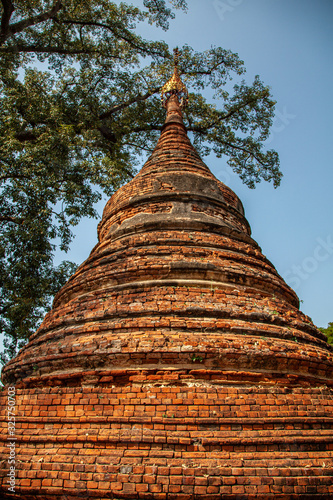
{"left": 161, "top": 47, "right": 188, "bottom": 109}
{"left": 160, "top": 48, "right": 188, "bottom": 128}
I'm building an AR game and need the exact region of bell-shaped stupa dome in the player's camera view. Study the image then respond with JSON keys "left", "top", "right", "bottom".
{"left": 1, "top": 54, "right": 332, "bottom": 499}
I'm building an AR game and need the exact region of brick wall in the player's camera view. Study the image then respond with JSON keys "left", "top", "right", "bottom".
{"left": 1, "top": 382, "right": 333, "bottom": 499}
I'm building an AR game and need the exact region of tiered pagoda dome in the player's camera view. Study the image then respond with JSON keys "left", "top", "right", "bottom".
{"left": 1, "top": 62, "right": 333, "bottom": 499}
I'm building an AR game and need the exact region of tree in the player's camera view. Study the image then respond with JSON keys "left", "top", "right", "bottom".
{"left": 0, "top": 0, "right": 281, "bottom": 363}
{"left": 319, "top": 323, "right": 333, "bottom": 345}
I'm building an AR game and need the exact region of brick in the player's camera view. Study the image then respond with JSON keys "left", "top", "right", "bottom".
{"left": 122, "top": 483, "right": 136, "bottom": 493}
{"left": 136, "top": 484, "right": 149, "bottom": 492}
{"left": 143, "top": 475, "right": 156, "bottom": 484}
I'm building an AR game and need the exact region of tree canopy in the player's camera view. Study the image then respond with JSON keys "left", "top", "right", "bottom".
{"left": 319, "top": 323, "right": 333, "bottom": 345}
{"left": 0, "top": 0, "right": 281, "bottom": 363}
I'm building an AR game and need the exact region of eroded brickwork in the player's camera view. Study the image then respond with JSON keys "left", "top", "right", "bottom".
{"left": 1, "top": 95, "right": 332, "bottom": 499}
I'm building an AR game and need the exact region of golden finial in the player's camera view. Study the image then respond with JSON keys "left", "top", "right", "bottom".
{"left": 161, "top": 48, "right": 188, "bottom": 108}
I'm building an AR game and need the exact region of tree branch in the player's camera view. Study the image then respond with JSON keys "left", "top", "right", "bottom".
{"left": 0, "top": 0, "right": 14, "bottom": 43}
{"left": 128, "top": 124, "right": 162, "bottom": 134}
{"left": 0, "top": 171, "right": 31, "bottom": 181}
{"left": 99, "top": 88, "right": 160, "bottom": 120}
{"left": 121, "top": 167, "right": 135, "bottom": 179}
{"left": 0, "top": 215, "right": 23, "bottom": 225}
{"left": 215, "top": 97, "right": 258, "bottom": 125}
{"left": 121, "top": 141, "right": 153, "bottom": 153}
{"left": 14, "top": 130, "right": 38, "bottom": 142}
{"left": 186, "top": 125, "right": 269, "bottom": 168}
{"left": 60, "top": 18, "right": 163, "bottom": 56}
{"left": 0, "top": 43, "right": 100, "bottom": 55}
{"left": 221, "top": 140, "right": 270, "bottom": 167}
{"left": 0, "top": 304, "right": 10, "bottom": 315}
{"left": 97, "top": 125, "right": 117, "bottom": 143}
{"left": 0, "top": 0, "right": 62, "bottom": 45}
{"left": 188, "top": 96, "right": 260, "bottom": 134}
{"left": 184, "top": 59, "right": 226, "bottom": 76}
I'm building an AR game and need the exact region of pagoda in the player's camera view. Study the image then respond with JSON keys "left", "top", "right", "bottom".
{"left": 1, "top": 52, "right": 332, "bottom": 499}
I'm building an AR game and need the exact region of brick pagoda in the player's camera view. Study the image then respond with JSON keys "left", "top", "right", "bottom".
{"left": 1, "top": 58, "right": 333, "bottom": 499}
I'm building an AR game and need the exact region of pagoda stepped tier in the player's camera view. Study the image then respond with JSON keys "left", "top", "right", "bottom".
{"left": 1, "top": 94, "right": 333, "bottom": 499}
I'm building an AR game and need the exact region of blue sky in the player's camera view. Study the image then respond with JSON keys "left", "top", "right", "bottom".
{"left": 61, "top": 0, "right": 332, "bottom": 328}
